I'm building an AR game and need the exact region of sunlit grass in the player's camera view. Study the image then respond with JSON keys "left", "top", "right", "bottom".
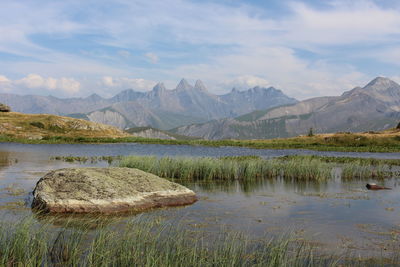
{"left": 119, "top": 155, "right": 399, "bottom": 181}
{"left": 1, "top": 217, "right": 396, "bottom": 266}
{"left": 119, "top": 156, "right": 331, "bottom": 182}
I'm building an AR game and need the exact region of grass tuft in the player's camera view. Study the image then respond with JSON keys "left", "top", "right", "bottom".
{"left": 119, "top": 155, "right": 399, "bottom": 181}
{"left": 1, "top": 217, "right": 395, "bottom": 266}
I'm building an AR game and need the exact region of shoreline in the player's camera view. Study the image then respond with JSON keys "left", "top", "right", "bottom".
{"left": 2, "top": 134, "right": 400, "bottom": 153}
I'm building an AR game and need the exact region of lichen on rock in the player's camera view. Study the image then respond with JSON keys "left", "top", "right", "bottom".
{"left": 32, "top": 167, "right": 197, "bottom": 213}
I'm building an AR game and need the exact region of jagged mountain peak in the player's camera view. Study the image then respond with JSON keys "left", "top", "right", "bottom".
{"left": 194, "top": 80, "right": 208, "bottom": 92}
{"left": 246, "top": 86, "right": 281, "bottom": 95}
{"left": 176, "top": 78, "right": 193, "bottom": 91}
{"left": 153, "top": 82, "right": 166, "bottom": 92}
{"left": 364, "top": 77, "right": 399, "bottom": 90}
{"left": 231, "top": 87, "right": 239, "bottom": 93}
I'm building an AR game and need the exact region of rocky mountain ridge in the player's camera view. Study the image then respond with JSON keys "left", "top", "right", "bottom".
{"left": 173, "top": 77, "right": 400, "bottom": 139}
{"left": 1, "top": 79, "right": 297, "bottom": 130}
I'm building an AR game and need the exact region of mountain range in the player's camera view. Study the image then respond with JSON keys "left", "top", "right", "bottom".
{"left": 0, "top": 79, "right": 297, "bottom": 130}
{"left": 2, "top": 76, "right": 399, "bottom": 140}
{"left": 172, "top": 77, "right": 400, "bottom": 139}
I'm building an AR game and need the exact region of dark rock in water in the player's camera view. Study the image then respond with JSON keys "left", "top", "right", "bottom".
{"left": 32, "top": 167, "right": 197, "bottom": 213}
{"left": 366, "top": 183, "right": 391, "bottom": 190}
{"left": 0, "top": 103, "right": 11, "bottom": 112}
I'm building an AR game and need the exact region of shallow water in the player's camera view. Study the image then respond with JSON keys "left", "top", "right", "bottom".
{"left": 1, "top": 142, "right": 400, "bottom": 258}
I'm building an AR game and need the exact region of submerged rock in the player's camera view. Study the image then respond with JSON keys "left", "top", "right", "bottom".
{"left": 32, "top": 167, "right": 197, "bottom": 213}
{"left": 366, "top": 183, "right": 391, "bottom": 190}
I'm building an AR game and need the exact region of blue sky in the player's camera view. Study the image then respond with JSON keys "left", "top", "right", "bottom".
{"left": 0, "top": 0, "right": 400, "bottom": 99}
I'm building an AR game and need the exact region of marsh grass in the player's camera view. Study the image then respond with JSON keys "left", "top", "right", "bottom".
{"left": 119, "top": 156, "right": 333, "bottom": 182}
{"left": 1, "top": 217, "right": 397, "bottom": 266}
{"left": 50, "top": 155, "right": 122, "bottom": 164}
{"left": 279, "top": 155, "right": 400, "bottom": 166}
{"left": 119, "top": 155, "right": 399, "bottom": 181}
{"left": 279, "top": 155, "right": 400, "bottom": 180}
{"left": 0, "top": 217, "right": 348, "bottom": 267}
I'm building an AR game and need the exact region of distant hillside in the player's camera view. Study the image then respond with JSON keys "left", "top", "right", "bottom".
{"left": 125, "top": 127, "right": 198, "bottom": 140}
{"left": 172, "top": 77, "right": 400, "bottom": 139}
{"left": 0, "top": 79, "right": 298, "bottom": 130}
{"left": 0, "top": 112, "right": 130, "bottom": 140}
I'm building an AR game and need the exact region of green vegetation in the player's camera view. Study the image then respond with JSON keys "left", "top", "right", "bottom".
{"left": 49, "top": 155, "right": 400, "bottom": 181}
{"left": 0, "top": 217, "right": 397, "bottom": 266}
{"left": 278, "top": 155, "right": 400, "bottom": 179}
{"left": 120, "top": 155, "right": 332, "bottom": 181}
{"left": 119, "top": 155, "right": 398, "bottom": 181}
{"left": 50, "top": 155, "right": 122, "bottom": 164}
{"left": 4, "top": 128, "right": 400, "bottom": 152}
{"left": 279, "top": 155, "right": 400, "bottom": 166}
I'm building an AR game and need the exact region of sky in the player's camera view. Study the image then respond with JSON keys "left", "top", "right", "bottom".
{"left": 0, "top": 0, "right": 400, "bottom": 99}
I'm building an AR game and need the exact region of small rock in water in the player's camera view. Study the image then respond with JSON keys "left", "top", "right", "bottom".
{"left": 32, "top": 167, "right": 197, "bottom": 213}
{"left": 366, "top": 183, "right": 391, "bottom": 190}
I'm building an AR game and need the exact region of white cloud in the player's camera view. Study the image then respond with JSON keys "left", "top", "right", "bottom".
{"left": 0, "top": 75, "right": 12, "bottom": 92}
{"left": 101, "top": 76, "right": 156, "bottom": 91}
{"left": 57, "top": 77, "right": 80, "bottom": 93}
{"left": 145, "top": 52, "right": 159, "bottom": 64}
{"left": 1, "top": 74, "right": 80, "bottom": 95}
{"left": 282, "top": 1, "right": 400, "bottom": 47}
{"left": 16, "top": 74, "right": 46, "bottom": 88}
{"left": 163, "top": 45, "right": 368, "bottom": 98}
{"left": 221, "top": 75, "right": 270, "bottom": 90}
{"left": 0, "top": 0, "right": 398, "bottom": 98}
{"left": 0, "top": 75, "right": 10, "bottom": 83}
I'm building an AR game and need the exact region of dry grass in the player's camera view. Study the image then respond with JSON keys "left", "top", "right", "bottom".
{"left": 0, "top": 112, "right": 129, "bottom": 139}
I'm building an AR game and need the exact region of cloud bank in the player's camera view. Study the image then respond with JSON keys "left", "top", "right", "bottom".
{"left": 0, "top": 0, "right": 399, "bottom": 98}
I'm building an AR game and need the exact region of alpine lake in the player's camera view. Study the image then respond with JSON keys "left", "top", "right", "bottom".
{"left": 1, "top": 142, "right": 400, "bottom": 264}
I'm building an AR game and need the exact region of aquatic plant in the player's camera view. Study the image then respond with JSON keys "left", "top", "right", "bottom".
{"left": 279, "top": 155, "right": 400, "bottom": 166}
{"left": 0, "top": 217, "right": 396, "bottom": 266}
{"left": 50, "top": 155, "right": 122, "bottom": 164}
{"left": 119, "top": 156, "right": 333, "bottom": 181}
{"left": 119, "top": 155, "right": 400, "bottom": 182}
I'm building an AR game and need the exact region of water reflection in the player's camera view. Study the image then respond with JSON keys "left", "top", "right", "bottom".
{"left": 0, "top": 150, "right": 12, "bottom": 170}
{"left": 185, "top": 178, "right": 330, "bottom": 195}
{"left": 0, "top": 143, "right": 400, "bottom": 257}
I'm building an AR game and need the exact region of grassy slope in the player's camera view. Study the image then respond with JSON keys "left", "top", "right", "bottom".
{"left": 0, "top": 112, "right": 130, "bottom": 139}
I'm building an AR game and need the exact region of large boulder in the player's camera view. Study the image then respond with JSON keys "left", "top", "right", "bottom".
{"left": 0, "top": 103, "right": 11, "bottom": 112}
{"left": 32, "top": 167, "right": 197, "bottom": 213}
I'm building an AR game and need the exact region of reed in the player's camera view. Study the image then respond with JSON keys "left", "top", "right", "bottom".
{"left": 279, "top": 155, "right": 400, "bottom": 166}
{"left": 119, "top": 156, "right": 333, "bottom": 181}
{"left": 119, "top": 155, "right": 399, "bottom": 181}
{"left": 0, "top": 217, "right": 395, "bottom": 266}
